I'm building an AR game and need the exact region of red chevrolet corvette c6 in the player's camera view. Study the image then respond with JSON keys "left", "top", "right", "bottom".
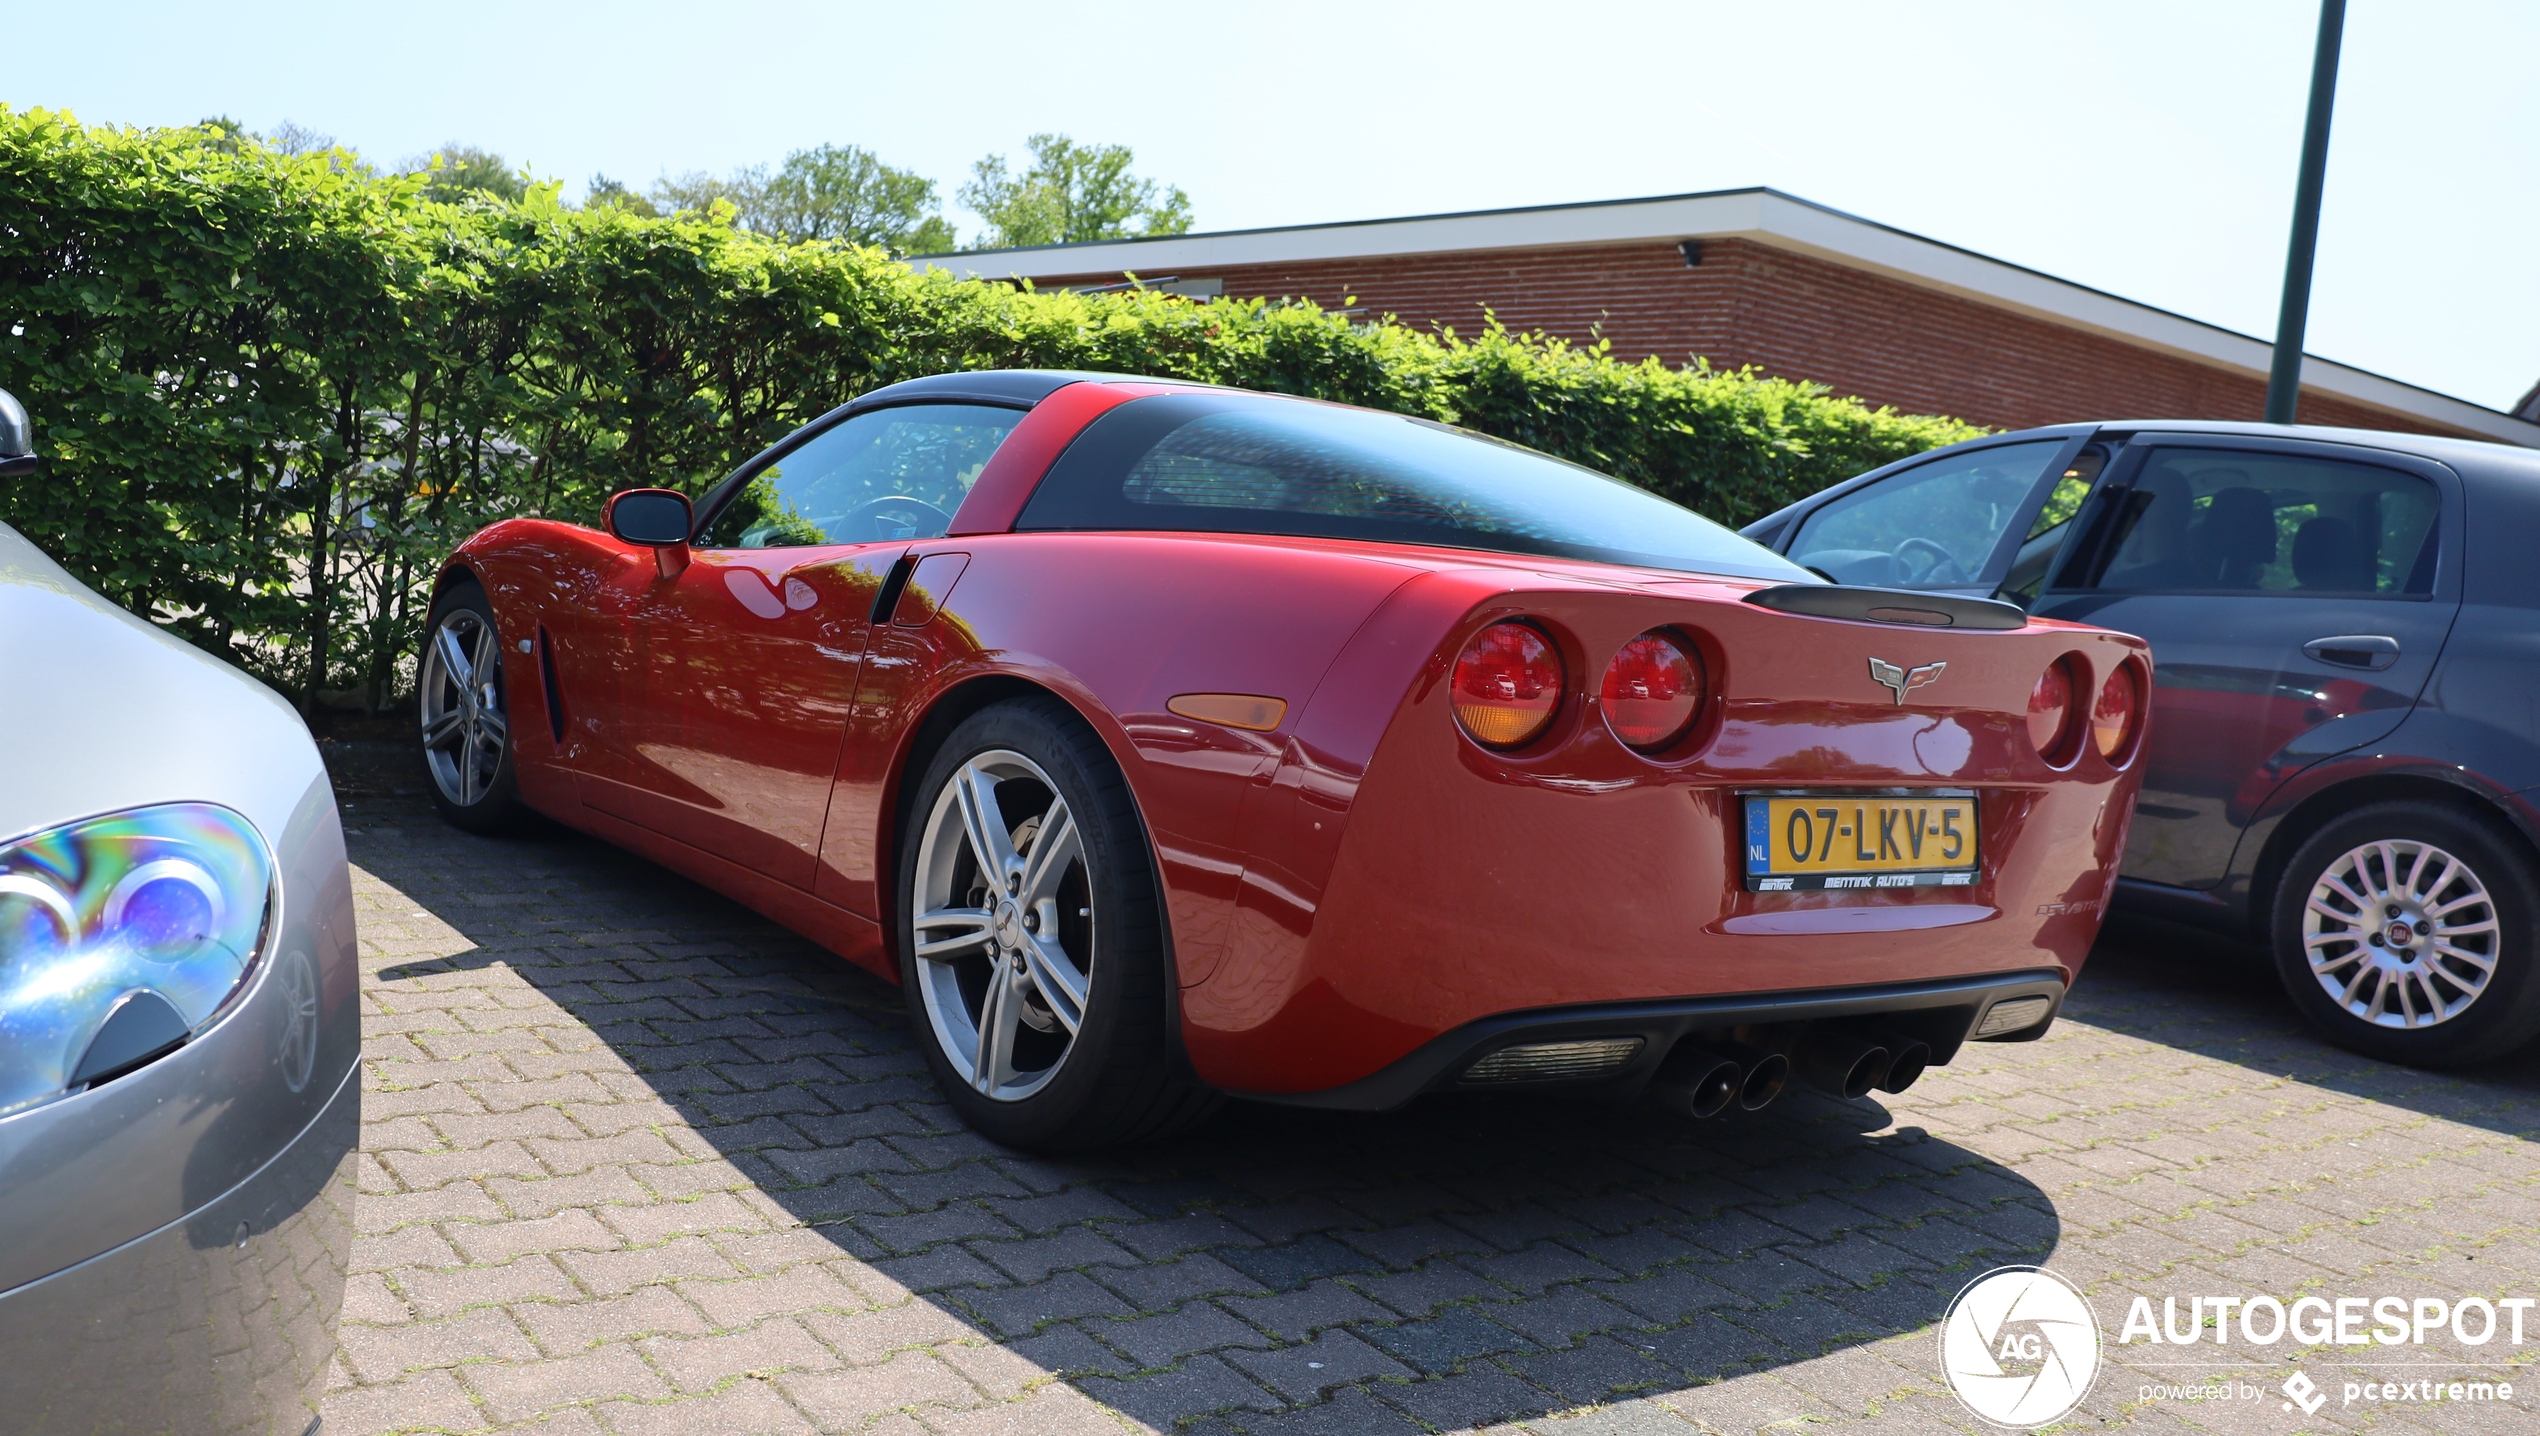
{"left": 423, "top": 370, "right": 2150, "bottom": 1149}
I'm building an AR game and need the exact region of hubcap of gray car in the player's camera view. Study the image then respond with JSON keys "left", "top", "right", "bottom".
{"left": 2303, "top": 838, "right": 2499, "bottom": 1029}
{"left": 909, "top": 750, "right": 1094, "bottom": 1102}
{"left": 418, "top": 609, "right": 509, "bottom": 808}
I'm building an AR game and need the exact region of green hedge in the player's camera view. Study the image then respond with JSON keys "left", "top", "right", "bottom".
{"left": 0, "top": 107, "right": 1981, "bottom": 712}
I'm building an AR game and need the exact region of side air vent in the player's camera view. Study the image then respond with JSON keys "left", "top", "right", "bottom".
{"left": 537, "top": 625, "right": 566, "bottom": 744}
{"left": 870, "top": 553, "right": 919, "bottom": 625}
{"left": 1743, "top": 584, "right": 2026, "bottom": 631}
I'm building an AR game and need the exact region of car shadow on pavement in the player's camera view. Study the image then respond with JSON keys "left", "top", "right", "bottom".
{"left": 329, "top": 744, "right": 2058, "bottom": 1434}
{"left": 2066, "top": 910, "right": 2540, "bottom": 1142}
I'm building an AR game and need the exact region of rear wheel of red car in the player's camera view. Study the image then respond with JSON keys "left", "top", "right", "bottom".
{"left": 2271, "top": 801, "right": 2540, "bottom": 1067}
{"left": 418, "top": 579, "right": 528, "bottom": 834}
{"left": 897, "top": 696, "right": 1219, "bottom": 1151}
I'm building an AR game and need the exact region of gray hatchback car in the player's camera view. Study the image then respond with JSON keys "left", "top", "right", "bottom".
{"left": 1744, "top": 419, "right": 2540, "bottom": 1068}
{"left": 0, "top": 388, "right": 359, "bottom": 1434}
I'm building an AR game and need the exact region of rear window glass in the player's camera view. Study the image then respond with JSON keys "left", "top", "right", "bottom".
{"left": 1016, "top": 393, "right": 1813, "bottom": 582}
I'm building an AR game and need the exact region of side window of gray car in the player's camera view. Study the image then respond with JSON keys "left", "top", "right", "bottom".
{"left": 2079, "top": 449, "right": 2438, "bottom": 596}
{"left": 1785, "top": 440, "right": 2068, "bottom": 588}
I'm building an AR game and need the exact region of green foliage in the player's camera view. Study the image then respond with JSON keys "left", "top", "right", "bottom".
{"left": 268, "top": 121, "right": 338, "bottom": 158}
{"left": 649, "top": 167, "right": 752, "bottom": 219}
{"left": 651, "top": 144, "right": 952, "bottom": 255}
{"left": 0, "top": 105, "right": 1979, "bottom": 717}
{"left": 584, "top": 174, "right": 659, "bottom": 217}
{"left": 413, "top": 143, "right": 528, "bottom": 202}
{"left": 757, "top": 144, "right": 955, "bottom": 252}
{"left": 958, "top": 134, "right": 1192, "bottom": 249}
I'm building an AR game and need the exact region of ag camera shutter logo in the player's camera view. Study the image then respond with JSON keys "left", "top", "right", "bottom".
{"left": 1940, "top": 1266, "right": 2103, "bottom": 1427}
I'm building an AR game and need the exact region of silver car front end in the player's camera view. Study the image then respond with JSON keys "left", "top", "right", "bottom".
{"left": 0, "top": 523, "right": 360, "bottom": 1435}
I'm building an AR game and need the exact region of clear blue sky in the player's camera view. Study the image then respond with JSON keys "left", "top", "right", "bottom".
{"left": 14, "top": 0, "right": 2535, "bottom": 411}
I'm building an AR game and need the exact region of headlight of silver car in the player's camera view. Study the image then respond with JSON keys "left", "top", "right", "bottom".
{"left": 0, "top": 803, "right": 272, "bottom": 1117}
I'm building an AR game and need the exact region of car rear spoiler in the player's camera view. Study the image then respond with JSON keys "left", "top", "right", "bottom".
{"left": 1741, "top": 584, "right": 2026, "bottom": 631}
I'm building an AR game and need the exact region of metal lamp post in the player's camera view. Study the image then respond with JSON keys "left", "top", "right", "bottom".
{"left": 2265, "top": 0, "right": 2350, "bottom": 425}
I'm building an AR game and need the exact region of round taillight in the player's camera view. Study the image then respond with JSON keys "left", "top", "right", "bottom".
{"left": 1601, "top": 630, "right": 1705, "bottom": 751}
{"left": 1453, "top": 621, "right": 1564, "bottom": 748}
{"left": 2093, "top": 659, "right": 2144, "bottom": 761}
{"left": 2027, "top": 658, "right": 2078, "bottom": 762}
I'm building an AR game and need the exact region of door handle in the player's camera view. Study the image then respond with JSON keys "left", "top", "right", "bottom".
{"left": 2302, "top": 635, "right": 2400, "bottom": 671}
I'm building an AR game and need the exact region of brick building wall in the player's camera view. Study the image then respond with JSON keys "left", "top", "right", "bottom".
{"left": 1034, "top": 239, "right": 2471, "bottom": 439}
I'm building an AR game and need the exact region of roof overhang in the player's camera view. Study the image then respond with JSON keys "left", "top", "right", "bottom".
{"left": 912, "top": 188, "right": 2540, "bottom": 449}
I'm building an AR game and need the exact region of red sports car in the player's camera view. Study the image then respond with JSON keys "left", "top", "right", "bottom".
{"left": 424, "top": 370, "right": 2149, "bottom": 1150}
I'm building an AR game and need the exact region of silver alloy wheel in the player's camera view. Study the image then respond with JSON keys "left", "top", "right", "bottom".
{"left": 910, "top": 749, "right": 1094, "bottom": 1102}
{"left": 2303, "top": 838, "right": 2501, "bottom": 1028}
{"left": 275, "top": 948, "right": 319, "bottom": 1093}
{"left": 418, "top": 608, "right": 509, "bottom": 807}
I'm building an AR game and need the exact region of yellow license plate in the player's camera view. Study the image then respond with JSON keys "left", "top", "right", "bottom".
{"left": 1742, "top": 794, "right": 1979, "bottom": 892}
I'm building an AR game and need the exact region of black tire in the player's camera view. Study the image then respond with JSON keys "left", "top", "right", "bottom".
{"left": 417, "top": 579, "right": 529, "bottom": 835}
{"left": 2271, "top": 800, "right": 2540, "bottom": 1067}
{"left": 895, "top": 696, "right": 1219, "bottom": 1151}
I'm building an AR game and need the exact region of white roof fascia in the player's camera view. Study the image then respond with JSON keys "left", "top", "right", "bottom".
{"left": 910, "top": 190, "right": 2540, "bottom": 447}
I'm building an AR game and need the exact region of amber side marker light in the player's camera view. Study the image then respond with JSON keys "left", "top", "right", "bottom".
{"left": 1452, "top": 621, "right": 1564, "bottom": 748}
{"left": 1168, "top": 693, "right": 1287, "bottom": 732}
{"left": 2092, "top": 660, "right": 2144, "bottom": 760}
{"left": 1601, "top": 629, "right": 1705, "bottom": 750}
{"left": 2027, "top": 657, "right": 2083, "bottom": 764}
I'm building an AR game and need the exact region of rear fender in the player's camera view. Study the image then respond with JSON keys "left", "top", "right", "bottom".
{"left": 2225, "top": 721, "right": 2540, "bottom": 931}
{"left": 810, "top": 533, "right": 1423, "bottom": 992}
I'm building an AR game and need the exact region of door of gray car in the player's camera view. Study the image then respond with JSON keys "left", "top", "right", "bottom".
{"left": 2028, "top": 434, "right": 2464, "bottom": 889}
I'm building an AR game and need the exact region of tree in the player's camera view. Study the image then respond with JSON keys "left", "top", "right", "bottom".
{"left": 957, "top": 134, "right": 1192, "bottom": 250}
{"left": 268, "top": 120, "right": 336, "bottom": 157}
{"left": 412, "top": 144, "right": 528, "bottom": 203}
{"left": 650, "top": 145, "right": 953, "bottom": 255}
{"left": 585, "top": 174, "right": 659, "bottom": 217}
{"left": 756, "top": 145, "right": 953, "bottom": 253}
{"left": 197, "top": 115, "right": 249, "bottom": 153}
{"left": 652, "top": 165, "right": 764, "bottom": 221}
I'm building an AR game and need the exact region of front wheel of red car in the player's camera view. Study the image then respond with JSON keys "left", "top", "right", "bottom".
{"left": 418, "top": 579, "right": 529, "bottom": 835}
{"left": 2271, "top": 801, "right": 2540, "bottom": 1068}
{"left": 896, "top": 697, "right": 1219, "bottom": 1151}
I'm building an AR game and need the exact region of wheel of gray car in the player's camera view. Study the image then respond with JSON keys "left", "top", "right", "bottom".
{"left": 418, "top": 579, "right": 528, "bottom": 834}
{"left": 895, "top": 696, "right": 1218, "bottom": 1151}
{"left": 2271, "top": 801, "right": 2540, "bottom": 1068}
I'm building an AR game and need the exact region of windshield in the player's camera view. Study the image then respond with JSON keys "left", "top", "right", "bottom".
{"left": 1016, "top": 393, "right": 1815, "bottom": 582}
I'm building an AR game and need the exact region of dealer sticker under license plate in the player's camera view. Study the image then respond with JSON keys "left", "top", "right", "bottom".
{"left": 1742, "top": 795, "right": 1979, "bottom": 892}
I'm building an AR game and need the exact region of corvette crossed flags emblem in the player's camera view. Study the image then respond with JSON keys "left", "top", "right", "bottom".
{"left": 1868, "top": 657, "right": 1946, "bottom": 705}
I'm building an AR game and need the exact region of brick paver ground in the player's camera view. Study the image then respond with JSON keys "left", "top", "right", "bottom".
{"left": 318, "top": 757, "right": 2540, "bottom": 1435}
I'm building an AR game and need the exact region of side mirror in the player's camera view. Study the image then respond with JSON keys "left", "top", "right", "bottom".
{"left": 605, "top": 488, "right": 693, "bottom": 545}
{"left": 604, "top": 488, "right": 693, "bottom": 578}
{"left": 0, "top": 389, "right": 35, "bottom": 479}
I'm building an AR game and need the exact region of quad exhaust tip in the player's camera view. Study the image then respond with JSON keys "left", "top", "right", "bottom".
{"left": 1649, "top": 1041, "right": 1790, "bottom": 1119}
{"left": 1797, "top": 1039, "right": 1891, "bottom": 1100}
{"left": 1796, "top": 1025, "right": 1935, "bottom": 1100}
{"left": 1876, "top": 1037, "right": 1932, "bottom": 1094}
{"left": 1728, "top": 1043, "right": 1789, "bottom": 1110}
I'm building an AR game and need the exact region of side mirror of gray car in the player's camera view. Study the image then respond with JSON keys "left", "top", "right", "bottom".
{"left": 0, "top": 388, "right": 35, "bottom": 479}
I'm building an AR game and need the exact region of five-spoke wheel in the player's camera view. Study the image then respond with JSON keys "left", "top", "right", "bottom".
{"left": 418, "top": 580, "right": 527, "bottom": 832}
{"left": 910, "top": 749, "right": 1095, "bottom": 1101}
{"left": 896, "top": 698, "right": 1219, "bottom": 1150}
